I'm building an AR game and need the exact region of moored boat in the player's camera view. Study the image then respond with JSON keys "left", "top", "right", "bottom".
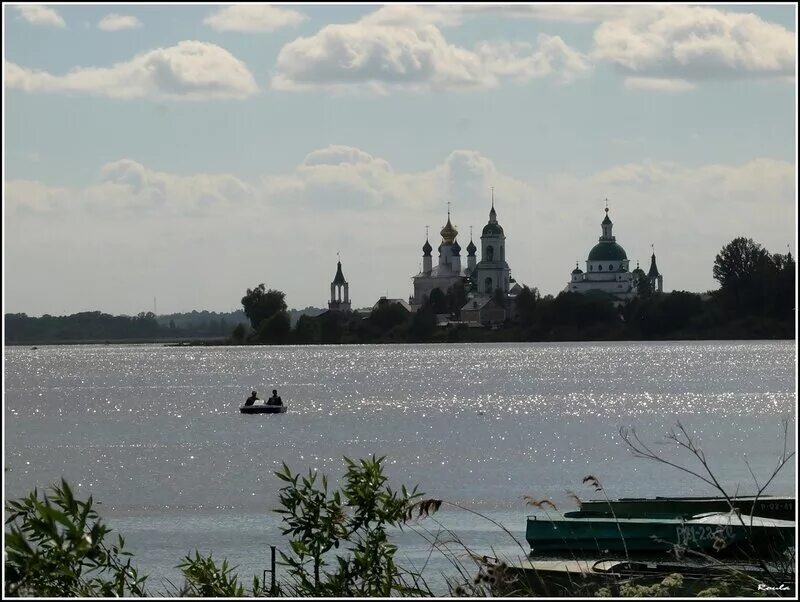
{"left": 525, "top": 511, "right": 794, "bottom": 556}
{"left": 489, "top": 556, "right": 795, "bottom": 597}
{"left": 579, "top": 495, "right": 795, "bottom": 521}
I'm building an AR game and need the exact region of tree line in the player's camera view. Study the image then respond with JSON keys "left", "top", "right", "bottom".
{"left": 4, "top": 237, "right": 793, "bottom": 345}
{"left": 238, "top": 237, "right": 794, "bottom": 345}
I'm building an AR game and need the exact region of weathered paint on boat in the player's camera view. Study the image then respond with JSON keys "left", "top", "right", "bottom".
{"left": 579, "top": 495, "right": 795, "bottom": 521}
{"left": 525, "top": 512, "right": 794, "bottom": 555}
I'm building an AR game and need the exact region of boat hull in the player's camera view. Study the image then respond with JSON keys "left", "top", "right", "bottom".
{"left": 525, "top": 514, "right": 794, "bottom": 556}
{"left": 491, "top": 558, "right": 795, "bottom": 597}
{"left": 579, "top": 496, "right": 795, "bottom": 521}
{"left": 239, "top": 405, "right": 287, "bottom": 414}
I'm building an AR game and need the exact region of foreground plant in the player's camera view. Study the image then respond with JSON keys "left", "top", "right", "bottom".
{"left": 4, "top": 479, "right": 148, "bottom": 597}
{"left": 175, "top": 551, "right": 266, "bottom": 597}
{"left": 274, "top": 455, "right": 432, "bottom": 596}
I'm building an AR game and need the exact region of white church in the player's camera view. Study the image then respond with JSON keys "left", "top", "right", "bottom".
{"left": 410, "top": 195, "right": 520, "bottom": 316}
{"left": 566, "top": 206, "right": 663, "bottom": 300}
{"left": 323, "top": 200, "right": 665, "bottom": 321}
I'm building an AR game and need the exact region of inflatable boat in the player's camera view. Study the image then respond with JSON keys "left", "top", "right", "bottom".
{"left": 239, "top": 403, "right": 287, "bottom": 414}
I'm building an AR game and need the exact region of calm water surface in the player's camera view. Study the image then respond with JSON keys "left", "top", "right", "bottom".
{"left": 4, "top": 341, "right": 796, "bottom": 592}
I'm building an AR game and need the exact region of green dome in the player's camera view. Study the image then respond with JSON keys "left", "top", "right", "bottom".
{"left": 588, "top": 242, "right": 628, "bottom": 261}
{"left": 482, "top": 222, "right": 504, "bottom": 237}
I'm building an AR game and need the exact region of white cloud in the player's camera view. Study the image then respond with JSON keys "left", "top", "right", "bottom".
{"left": 272, "top": 18, "right": 589, "bottom": 93}
{"left": 98, "top": 14, "right": 142, "bottom": 31}
{"left": 592, "top": 5, "right": 796, "bottom": 83}
{"left": 624, "top": 76, "right": 695, "bottom": 92}
{"left": 5, "top": 41, "right": 259, "bottom": 100}
{"left": 5, "top": 152, "right": 794, "bottom": 310}
{"left": 15, "top": 5, "right": 65, "bottom": 28}
{"left": 204, "top": 4, "right": 307, "bottom": 32}
{"left": 362, "top": 4, "right": 628, "bottom": 28}
{"left": 7, "top": 160, "right": 253, "bottom": 217}
{"left": 343, "top": 4, "right": 795, "bottom": 93}
{"left": 359, "top": 5, "right": 465, "bottom": 28}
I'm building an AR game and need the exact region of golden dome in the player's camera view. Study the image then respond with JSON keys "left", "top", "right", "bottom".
{"left": 440, "top": 216, "right": 458, "bottom": 245}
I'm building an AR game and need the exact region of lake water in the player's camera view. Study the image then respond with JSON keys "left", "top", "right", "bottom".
{"left": 4, "top": 341, "right": 796, "bottom": 593}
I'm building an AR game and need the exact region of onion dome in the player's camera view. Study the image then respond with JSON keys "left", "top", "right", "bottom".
{"left": 440, "top": 216, "right": 458, "bottom": 244}
{"left": 632, "top": 261, "right": 646, "bottom": 278}
{"left": 482, "top": 198, "right": 504, "bottom": 237}
{"left": 572, "top": 262, "right": 583, "bottom": 275}
{"left": 482, "top": 222, "right": 504, "bottom": 237}
{"left": 332, "top": 261, "right": 346, "bottom": 285}
{"left": 466, "top": 239, "right": 477, "bottom": 256}
{"left": 588, "top": 241, "right": 627, "bottom": 261}
{"left": 422, "top": 239, "right": 432, "bottom": 257}
{"left": 451, "top": 240, "right": 461, "bottom": 256}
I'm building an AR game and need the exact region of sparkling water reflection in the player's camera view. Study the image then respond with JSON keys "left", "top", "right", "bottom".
{"left": 4, "top": 341, "right": 796, "bottom": 592}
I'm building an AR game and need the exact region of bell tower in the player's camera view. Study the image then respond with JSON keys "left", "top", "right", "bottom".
{"left": 329, "top": 254, "right": 351, "bottom": 311}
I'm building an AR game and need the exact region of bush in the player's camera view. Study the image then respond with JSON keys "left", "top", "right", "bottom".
{"left": 274, "top": 455, "right": 429, "bottom": 597}
{"left": 4, "top": 479, "right": 148, "bottom": 597}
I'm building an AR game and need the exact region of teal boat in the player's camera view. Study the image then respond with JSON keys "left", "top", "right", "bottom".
{"left": 579, "top": 495, "right": 795, "bottom": 521}
{"left": 526, "top": 512, "right": 794, "bottom": 556}
{"left": 489, "top": 557, "right": 796, "bottom": 597}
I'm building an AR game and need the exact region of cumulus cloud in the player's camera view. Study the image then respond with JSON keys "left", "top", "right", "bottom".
{"left": 592, "top": 5, "right": 796, "bottom": 85}
{"left": 5, "top": 151, "right": 794, "bottom": 311}
{"left": 15, "top": 5, "right": 65, "bottom": 28}
{"left": 204, "top": 4, "right": 307, "bottom": 32}
{"left": 624, "top": 76, "right": 695, "bottom": 92}
{"left": 98, "top": 14, "right": 142, "bottom": 31}
{"left": 272, "top": 18, "right": 589, "bottom": 93}
{"left": 292, "top": 4, "right": 794, "bottom": 94}
{"left": 5, "top": 41, "right": 258, "bottom": 100}
{"left": 362, "top": 4, "right": 628, "bottom": 28}
{"left": 7, "top": 160, "right": 253, "bottom": 217}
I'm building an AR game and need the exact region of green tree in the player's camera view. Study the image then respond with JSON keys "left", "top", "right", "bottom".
{"left": 369, "top": 303, "right": 409, "bottom": 334}
{"left": 770, "top": 251, "right": 795, "bottom": 320}
{"left": 409, "top": 306, "right": 436, "bottom": 341}
{"left": 712, "top": 237, "right": 774, "bottom": 314}
{"left": 231, "top": 322, "right": 247, "bottom": 343}
{"left": 258, "top": 311, "right": 291, "bottom": 343}
{"left": 294, "top": 314, "right": 320, "bottom": 343}
{"left": 320, "top": 311, "right": 345, "bottom": 344}
{"left": 241, "top": 285, "right": 287, "bottom": 330}
{"left": 514, "top": 285, "right": 540, "bottom": 329}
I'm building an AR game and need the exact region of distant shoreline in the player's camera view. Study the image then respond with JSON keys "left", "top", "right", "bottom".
{"left": 4, "top": 336, "right": 229, "bottom": 346}
{"left": 5, "top": 334, "right": 794, "bottom": 347}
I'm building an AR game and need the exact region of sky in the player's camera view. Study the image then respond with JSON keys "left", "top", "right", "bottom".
{"left": 3, "top": 2, "right": 797, "bottom": 316}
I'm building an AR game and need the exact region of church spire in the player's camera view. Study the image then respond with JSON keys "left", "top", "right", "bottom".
{"left": 600, "top": 200, "right": 614, "bottom": 240}
{"left": 648, "top": 244, "right": 660, "bottom": 278}
{"left": 329, "top": 255, "right": 351, "bottom": 311}
{"left": 489, "top": 187, "right": 497, "bottom": 223}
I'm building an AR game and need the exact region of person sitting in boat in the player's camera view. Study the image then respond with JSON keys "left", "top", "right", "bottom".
{"left": 266, "top": 390, "right": 282, "bottom": 406}
{"left": 244, "top": 391, "right": 258, "bottom": 406}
